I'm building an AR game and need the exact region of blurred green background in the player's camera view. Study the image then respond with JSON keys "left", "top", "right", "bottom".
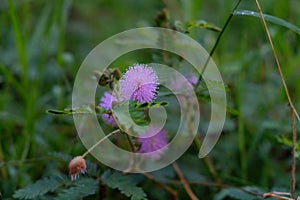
{"left": 1, "top": 0, "right": 300, "bottom": 199}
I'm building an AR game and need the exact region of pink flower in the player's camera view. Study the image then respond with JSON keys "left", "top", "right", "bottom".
{"left": 171, "top": 73, "right": 197, "bottom": 102}
{"left": 99, "top": 92, "right": 117, "bottom": 126}
{"left": 137, "top": 126, "right": 168, "bottom": 160}
{"left": 120, "top": 64, "right": 158, "bottom": 103}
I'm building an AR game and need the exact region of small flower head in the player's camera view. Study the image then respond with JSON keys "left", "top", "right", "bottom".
{"left": 187, "top": 74, "right": 198, "bottom": 85}
{"left": 68, "top": 156, "right": 87, "bottom": 181}
{"left": 137, "top": 126, "right": 168, "bottom": 160}
{"left": 120, "top": 64, "right": 158, "bottom": 103}
{"left": 99, "top": 92, "right": 117, "bottom": 126}
{"left": 171, "top": 73, "right": 197, "bottom": 102}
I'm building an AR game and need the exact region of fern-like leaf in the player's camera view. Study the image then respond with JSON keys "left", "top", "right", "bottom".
{"left": 102, "top": 171, "right": 147, "bottom": 200}
{"left": 55, "top": 178, "right": 98, "bottom": 200}
{"left": 13, "top": 176, "right": 62, "bottom": 199}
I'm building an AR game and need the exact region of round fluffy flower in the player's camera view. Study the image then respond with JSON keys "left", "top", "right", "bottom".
{"left": 137, "top": 126, "right": 168, "bottom": 160}
{"left": 69, "top": 156, "right": 86, "bottom": 181}
{"left": 120, "top": 64, "right": 158, "bottom": 103}
{"left": 99, "top": 92, "right": 117, "bottom": 126}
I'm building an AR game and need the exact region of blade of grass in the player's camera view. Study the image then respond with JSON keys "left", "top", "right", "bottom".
{"left": 8, "top": 0, "right": 35, "bottom": 161}
{"left": 7, "top": 0, "right": 28, "bottom": 86}
{"left": 233, "top": 10, "right": 300, "bottom": 36}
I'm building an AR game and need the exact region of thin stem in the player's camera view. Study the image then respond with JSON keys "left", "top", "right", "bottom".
{"left": 291, "top": 109, "right": 296, "bottom": 199}
{"left": 254, "top": 0, "right": 298, "bottom": 197}
{"left": 254, "top": 0, "right": 300, "bottom": 122}
{"left": 142, "top": 172, "right": 178, "bottom": 198}
{"left": 196, "top": 0, "right": 242, "bottom": 87}
{"left": 82, "top": 129, "right": 120, "bottom": 158}
{"left": 167, "top": 179, "right": 263, "bottom": 197}
{"left": 173, "top": 162, "right": 198, "bottom": 200}
{"left": 194, "top": 137, "right": 220, "bottom": 182}
{"left": 263, "top": 192, "right": 293, "bottom": 200}
{"left": 125, "top": 133, "right": 136, "bottom": 153}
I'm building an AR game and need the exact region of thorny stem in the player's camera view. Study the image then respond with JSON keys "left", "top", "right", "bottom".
{"left": 196, "top": 0, "right": 242, "bottom": 87}
{"left": 173, "top": 162, "right": 198, "bottom": 200}
{"left": 82, "top": 129, "right": 120, "bottom": 158}
{"left": 254, "top": 0, "right": 299, "bottom": 198}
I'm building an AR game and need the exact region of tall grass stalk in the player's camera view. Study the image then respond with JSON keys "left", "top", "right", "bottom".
{"left": 255, "top": 0, "right": 298, "bottom": 198}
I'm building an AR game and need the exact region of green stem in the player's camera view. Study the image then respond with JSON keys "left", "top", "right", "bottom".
{"left": 8, "top": 0, "right": 35, "bottom": 160}
{"left": 194, "top": 137, "right": 220, "bottom": 183}
{"left": 196, "top": 0, "right": 242, "bottom": 87}
{"left": 8, "top": 0, "right": 28, "bottom": 82}
{"left": 238, "top": 106, "right": 247, "bottom": 180}
{"left": 125, "top": 133, "right": 137, "bottom": 153}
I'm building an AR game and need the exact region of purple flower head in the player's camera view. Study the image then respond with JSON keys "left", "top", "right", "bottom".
{"left": 171, "top": 73, "right": 198, "bottom": 102}
{"left": 187, "top": 74, "right": 198, "bottom": 85}
{"left": 120, "top": 64, "right": 158, "bottom": 103}
{"left": 99, "top": 92, "right": 117, "bottom": 126}
{"left": 137, "top": 126, "right": 168, "bottom": 160}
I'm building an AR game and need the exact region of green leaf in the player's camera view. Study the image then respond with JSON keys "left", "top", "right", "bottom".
{"left": 175, "top": 20, "right": 222, "bottom": 33}
{"left": 276, "top": 135, "right": 300, "bottom": 150}
{"left": 233, "top": 10, "right": 300, "bottom": 35}
{"left": 46, "top": 104, "right": 108, "bottom": 115}
{"left": 102, "top": 171, "right": 147, "bottom": 200}
{"left": 13, "top": 176, "right": 62, "bottom": 199}
{"left": 134, "top": 101, "right": 168, "bottom": 109}
{"left": 55, "top": 178, "right": 98, "bottom": 200}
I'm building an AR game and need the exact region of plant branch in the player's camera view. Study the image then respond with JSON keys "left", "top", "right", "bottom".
{"left": 167, "top": 179, "right": 263, "bottom": 197}
{"left": 173, "top": 162, "right": 198, "bottom": 200}
{"left": 142, "top": 172, "right": 178, "bottom": 198}
{"left": 82, "top": 129, "right": 120, "bottom": 158}
{"left": 263, "top": 192, "right": 293, "bottom": 200}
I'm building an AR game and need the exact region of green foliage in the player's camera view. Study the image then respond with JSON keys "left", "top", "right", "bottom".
{"left": 56, "top": 178, "right": 98, "bottom": 200}
{"left": 2, "top": 0, "right": 300, "bottom": 199}
{"left": 13, "top": 176, "right": 62, "bottom": 199}
{"left": 102, "top": 171, "right": 147, "bottom": 200}
{"left": 175, "top": 20, "right": 222, "bottom": 33}
{"left": 46, "top": 104, "right": 108, "bottom": 115}
{"left": 234, "top": 10, "right": 300, "bottom": 35}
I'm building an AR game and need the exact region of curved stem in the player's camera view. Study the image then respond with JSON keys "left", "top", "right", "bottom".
{"left": 173, "top": 162, "right": 198, "bottom": 200}
{"left": 82, "top": 129, "right": 120, "bottom": 158}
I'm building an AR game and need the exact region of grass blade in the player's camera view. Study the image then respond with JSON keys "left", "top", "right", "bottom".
{"left": 234, "top": 10, "right": 300, "bottom": 35}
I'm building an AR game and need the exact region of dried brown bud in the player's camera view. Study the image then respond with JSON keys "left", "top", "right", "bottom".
{"left": 68, "top": 156, "right": 87, "bottom": 181}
